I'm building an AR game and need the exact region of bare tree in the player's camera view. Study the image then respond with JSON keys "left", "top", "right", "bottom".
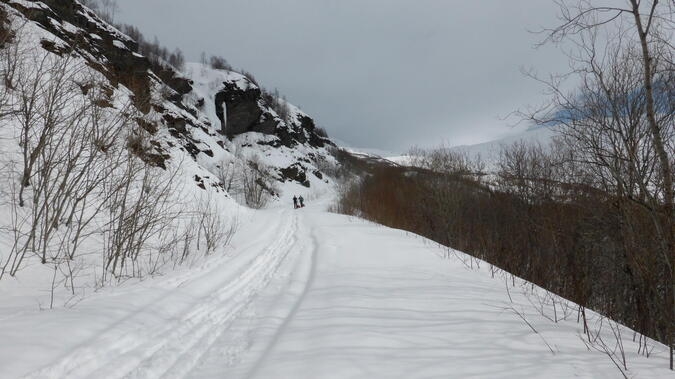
{"left": 102, "top": 130, "right": 183, "bottom": 281}
{"left": 240, "top": 154, "right": 277, "bottom": 209}
{"left": 527, "top": 0, "right": 674, "bottom": 368}
{"left": 193, "top": 194, "right": 238, "bottom": 256}
{"left": 0, "top": 41, "right": 140, "bottom": 284}
{"left": 216, "top": 150, "right": 278, "bottom": 209}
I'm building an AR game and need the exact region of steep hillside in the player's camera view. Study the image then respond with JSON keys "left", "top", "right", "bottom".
{"left": 0, "top": 0, "right": 337, "bottom": 300}
{"left": 1, "top": 0, "right": 334, "bottom": 186}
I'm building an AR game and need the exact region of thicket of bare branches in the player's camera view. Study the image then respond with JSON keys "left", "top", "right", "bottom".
{"left": 261, "top": 88, "right": 292, "bottom": 124}
{"left": 314, "top": 126, "right": 329, "bottom": 138}
{"left": 0, "top": 6, "right": 17, "bottom": 117}
{"left": 408, "top": 146, "right": 486, "bottom": 177}
{"left": 114, "top": 23, "right": 185, "bottom": 72}
{"left": 0, "top": 13, "right": 237, "bottom": 301}
{"left": 204, "top": 54, "right": 233, "bottom": 71}
{"left": 0, "top": 47, "right": 135, "bottom": 281}
{"left": 526, "top": 0, "right": 674, "bottom": 369}
{"left": 216, "top": 152, "right": 278, "bottom": 209}
{"left": 102, "top": 153, "right": 179, "bottom": 280}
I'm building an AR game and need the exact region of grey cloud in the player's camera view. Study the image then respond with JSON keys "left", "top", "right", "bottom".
{"left": 117, "top": 0, "right": 568, "bottom": 153}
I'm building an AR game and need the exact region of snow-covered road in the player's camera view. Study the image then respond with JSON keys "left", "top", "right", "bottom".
{"left": 0, "top": 203, "right": 672, "bottom": 378}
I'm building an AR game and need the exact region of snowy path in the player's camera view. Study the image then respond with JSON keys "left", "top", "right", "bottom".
{"left": 0, "top": 204, "right": 672, "bottom": 378}
{"left": 0, "top": 208, "right": 307, "bottom": 378}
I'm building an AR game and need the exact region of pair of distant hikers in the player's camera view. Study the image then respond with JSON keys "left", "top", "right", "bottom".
{"left": 293, "top": 195, "right": 305, "bottom": 209}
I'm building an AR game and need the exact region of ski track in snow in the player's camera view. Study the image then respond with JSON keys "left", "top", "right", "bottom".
{"left": 23, "top": 210, "right": 303, "bottom": 379}
{"left": 243, "top": 220, "right": 318, "bottom": 379}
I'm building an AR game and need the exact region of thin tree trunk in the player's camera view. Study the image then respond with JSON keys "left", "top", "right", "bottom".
{"left": 629, "top": 0, "right": 674, "bottom": 369}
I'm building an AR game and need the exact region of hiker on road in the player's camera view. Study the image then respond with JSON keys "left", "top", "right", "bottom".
{"left": 299, "top": 196, "right": 305, "bottom": 208}
{"left": 293, "top": 196, "right": 298, "bottom": 209}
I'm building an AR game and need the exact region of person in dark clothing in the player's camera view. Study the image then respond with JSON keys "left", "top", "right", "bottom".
{"left": 299, "top": 196, "right": 305, "bottom": 208}
{"left": 293, "top": 196, "right": 298, "bottom": 209}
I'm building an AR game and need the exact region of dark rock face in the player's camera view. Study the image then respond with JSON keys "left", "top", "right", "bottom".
{"left": 216, "top": 81, "right": 280, "bottom": 136}
{"left": 298, "top": 115, "right": 315, "bottom": 131}
{"left": 279, "top": 163, "right": 310, "bottom": 187}
{"left": 214, "top": 80, "right": 333, "bottom": 150}
{"left": 156, "top": 66, "right": 193, "bottom": 96}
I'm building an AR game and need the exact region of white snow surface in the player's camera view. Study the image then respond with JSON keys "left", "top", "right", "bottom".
{"left": 0, "top": 195, "right": 671, "bottom": 378}
{"left": 0, "top": 4, "right": 671, "bottom": 378}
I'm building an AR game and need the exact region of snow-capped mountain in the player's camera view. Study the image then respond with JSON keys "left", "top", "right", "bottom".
{"left": 387, "top": 125, "right": 558, "bottom": 169}
{"left": 449, "top": 125, "right": 558, "bottom": 160}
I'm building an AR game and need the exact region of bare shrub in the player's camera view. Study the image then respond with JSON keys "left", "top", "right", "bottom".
{"left": 209, "top": 55, "right": 232, "bottom": 71}
{"left": 167, "top": 48, "right": 185, "bottom": 71}
{"left": 407, "top": 145, "right": 485, "bottom": 177}
{"left": 102, "top": 154, "right": 182, "bottom": 281}
{"left": 241, "top": 155, "right": 277, "bottom": 209}
{"left": 216, "top": 153, "right": 278, "bottom": 209}
{"left": 157, "top": 194, "right": 238, "bottom": 269}
{"left": 0, "top": 50, "right": 134, "bottom": 281}
{"left": 325, "top": 146, "right": 371, "bottom": 182}
{"left": 0, "top": 5, "right": 241, "bottom": 298}
{"left": 115, "top": 23, "right": 185, "bottom": 72}
{"left": 314, "top": 154, "right": 341, "bottom": 179}
{"left": 261, "top": 88, "right": 291, "bottom": 124}
{"left": 335, "top": 133, "right": 671, "bottom": 368}
{"left": 193, "top": 194, "right": 237, "bottom": 256}
{"left": 0, "top": 7, "right": 20, "bottom": 115}
{"left": 522, "top": 0, "right": 674, "bottom": 368}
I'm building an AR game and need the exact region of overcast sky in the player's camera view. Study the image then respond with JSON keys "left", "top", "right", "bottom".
{"left": 116, "top": 0, "right": 569, "bottom": 153}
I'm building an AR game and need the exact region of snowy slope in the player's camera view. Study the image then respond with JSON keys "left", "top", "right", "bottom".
{"left": 0, "top": 198, "right": 671, "bottom": 378}
{"left": 451, "top": 126, "right": 558, "bottom": 160}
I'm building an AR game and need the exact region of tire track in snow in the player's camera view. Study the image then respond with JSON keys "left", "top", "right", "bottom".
{"left": 24, "top": 210, "right": 300, "bottom": 379}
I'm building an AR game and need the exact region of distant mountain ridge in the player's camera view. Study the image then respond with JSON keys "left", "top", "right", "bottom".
{"left": 386, "top": 126, "right": 558, "bottom": 168}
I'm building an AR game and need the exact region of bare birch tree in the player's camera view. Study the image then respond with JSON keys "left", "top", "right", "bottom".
{"left": 528, "top": 0, "right": 674, "bottom": 368}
